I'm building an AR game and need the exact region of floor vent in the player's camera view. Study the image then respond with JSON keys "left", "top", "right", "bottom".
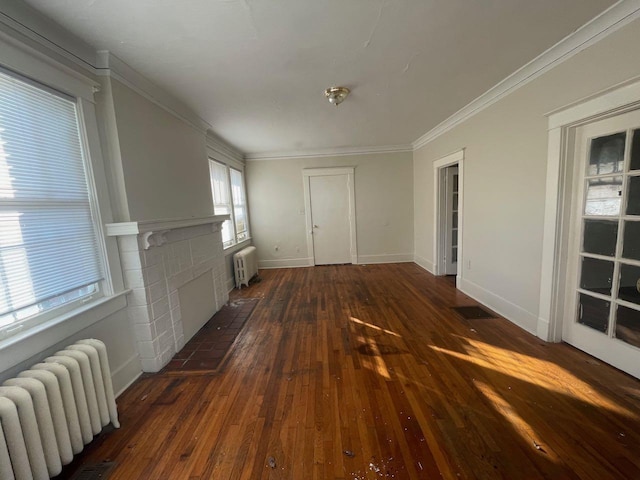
{"left": 452, "top": 306, "right": 495, "bottom": 319}
{"left": 69, "top": 461, "right": 116, "bottom": 480}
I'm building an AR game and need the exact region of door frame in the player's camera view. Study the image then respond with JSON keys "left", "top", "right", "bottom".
{"left": 302, "top": 167, "right": 357, "bottom": 266}
{"left": 433, "top": 149, "right": 465, "bottom": 282}
{"left": 539, "top": 77, "right": 640, "bottom": 343}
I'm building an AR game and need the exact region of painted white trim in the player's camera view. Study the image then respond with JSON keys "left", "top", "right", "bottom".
{"left": 246, "top": 144, "right": 412, "bottom": 161}
{"left": 105, "top": 215, "right": 229, "bottom": 236}
{"left": 412, "top": 0, "right": 640, "bottom": 150}
{"left": 433, "top": 150, "right": 465, "bottom": 279}
{"left": 0, "top": 291, "right": 129, "bottom": 372}
{"left": 357, "top": 254, "right": 414, "bottom": 264}
{"left": 458, "top": 277, "right": 539, "bottom": 336}
{"left": 540, "top": 76, "right": 640, "bottom": 342}
{"left": 302, "top": 167, "right": 358, "bottom": 265}
{"left": 258, "top": 258, "right": 313, "bottom": 269}
{"left": 112, "top": 355, "right": 142, "bottom": 398}
{"left": 96, "top": 51, "right": 212, "bottom": 134}
{"left": 206, "top": 131, "right": 244, "bottom": 166}
{"left": 0, "top": 6, "right": 99, "bottom": 82}
{"left": 547, "top": 75, "right": 640, "bottom": 129}
{"left": 413, "top": 255, "right": 435, "bottom": 274}
{"left": 0, "top": 28, "right": 98, "bottom": 101}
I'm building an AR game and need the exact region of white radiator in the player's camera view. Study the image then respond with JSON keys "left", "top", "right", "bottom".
{"left": 0, "top": 339, "right": 119, "bottom": 480}
{"left": 234, "top": 246, "right": 258, "bottom": 289}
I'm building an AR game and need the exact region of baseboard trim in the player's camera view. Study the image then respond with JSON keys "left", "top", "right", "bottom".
{"left": 457, "top": 277, "right": 538, "bottom": 336}
{"left": 258, "top": 258, "right": 313, "bottom": 269}
{"left": 357, "top": 254, "right": 414, "bottom": 264}
{"left": 537, "top": 317, "right": 552, "bottom": 341}
{"left": 413, "top": 254, "right": 435, "bottom": 274}
{"left": 112, "top": 353, "right": 142, "bottom": 398}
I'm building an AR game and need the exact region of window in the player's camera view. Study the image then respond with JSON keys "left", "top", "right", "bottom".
{"left": 209, "top": 159, "right": 249, "bottom": 248}
{"left": 0, "top": 69, "right": 103, "bottom": 339}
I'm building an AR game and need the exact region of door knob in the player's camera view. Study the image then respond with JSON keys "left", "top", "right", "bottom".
{"left": 313, "top": 224, "right": 319, "bottom": 228}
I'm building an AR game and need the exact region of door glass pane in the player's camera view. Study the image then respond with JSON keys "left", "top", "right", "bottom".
{"left": 452, "top": 174, "right": 458, "bottom": 192}
{"left": 580, "top": 257, "right": 614, "bottom": 295}
{"left": 615, "top": 305, "right": 640, "bottom": 348}
{"left": 452, "top": 229, "right": 457, "bottom": 246}
{"left": 453, "top": 193, "right": 458, "bottom": 210}
{"left": 626, "top": 176, "right": 640, "bottom": 215}
{"left": 631, "top": 129, "right": 640, "bottom": 172}
{"left": 452, "top": 212, "right": 458, "bottom": 229}
{"left": 622, "top": 221, "right": 640, "bottom": 260}
{"left": 452, "top": 247, "right": 457, "bottom": 263}
{"left": 577, "top": 293, "right": 609, "bottom": 333}
{"left": 588, "top": 132, "right": 625, "bottom": 175}
{"left": 582, "top": 220, "right": 618, "bottom": 256}
{"left": 585, "top": 177, "right": 623, "bottom": 216}
{"left": 618, "top": 263, "right": 640, "bottom": 306}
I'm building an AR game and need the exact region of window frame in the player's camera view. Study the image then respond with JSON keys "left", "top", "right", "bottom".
{"left": 208, "top": 158, "right": 250, "bottom": 249}
{"left": 0, "top": 34, "right": 127, "bottom": 368}
{"left": 0, "top": 66, "right": 111, "bottom": 340}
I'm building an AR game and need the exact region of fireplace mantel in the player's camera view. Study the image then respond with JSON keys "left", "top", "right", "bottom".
{"left": 106, "top": 215, "right": 229, "bottom": 250}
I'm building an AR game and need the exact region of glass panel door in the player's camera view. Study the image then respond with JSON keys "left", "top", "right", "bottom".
{"left": 565, "top": 111, "right": 640, "bottom": 378}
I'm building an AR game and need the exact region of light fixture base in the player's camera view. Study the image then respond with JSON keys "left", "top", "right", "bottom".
{"left": 325, "top": 86, "right": 350, "bottom": 106}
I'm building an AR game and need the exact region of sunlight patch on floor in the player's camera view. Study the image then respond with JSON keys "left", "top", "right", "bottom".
{"left": 354, "top": 333, "right": 391, "bottom": 379}
{"left": 474, "top": 380, "right": 561, "bottom": 462}
{"left": 350, "top": 316, "right": 402, "bottom": 338}
{"left": 430, "top": 342, "right": 637, "bottom": 419}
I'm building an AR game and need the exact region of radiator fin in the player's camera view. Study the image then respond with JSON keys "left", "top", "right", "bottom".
{"left": 234, "top": 246, "right": 258, "bottom": 289}
{"left": 0, "top": 339, "right": 119, "bottom": 479}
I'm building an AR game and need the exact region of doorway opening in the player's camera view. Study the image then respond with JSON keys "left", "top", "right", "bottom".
{"left": 433, "top": 150, "right": 465, "bottom": 286}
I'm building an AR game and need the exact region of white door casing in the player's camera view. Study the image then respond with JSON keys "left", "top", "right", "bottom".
{"left": 303, "top": 167, "right": 357, "bottom": 266}
{"left": 540, "top": 77, "right": 640, "bottom": 379}
{"left": 433, "top": 149, "right": 465, "bottom": 281}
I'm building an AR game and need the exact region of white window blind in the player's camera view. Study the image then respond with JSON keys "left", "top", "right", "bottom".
{"left": 0, "top": 69, "right": 103, "bottom": 334}
{"left": 209, "top": 160, "right": 233, "bottom": 247}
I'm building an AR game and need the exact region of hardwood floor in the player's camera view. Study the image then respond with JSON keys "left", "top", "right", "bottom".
{"left": 61, "top": 264, "right": 640, "bottom": 479}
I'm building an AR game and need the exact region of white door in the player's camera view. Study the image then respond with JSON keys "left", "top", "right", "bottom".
{"left": 309, "top": 174, "right": 352, "bottom": 265}
{"left": 563, "top": 109, "right": 640, "bottom": 378}
{"left": 444, "top": 166, "right": 459, "bottom": 275}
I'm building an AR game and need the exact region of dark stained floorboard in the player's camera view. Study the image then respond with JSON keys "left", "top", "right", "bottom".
{"left": 57, "top": 264, "right": 640, "bottom": 479}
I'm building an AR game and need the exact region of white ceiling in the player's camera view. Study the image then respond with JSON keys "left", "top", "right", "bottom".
{"left": 24, "top": 0, "right": 616, "bottom": 156}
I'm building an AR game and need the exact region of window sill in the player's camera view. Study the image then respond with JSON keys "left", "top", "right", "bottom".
{"left": 223, "top": 238, "right": 252, "bottom": 255}
{"left": 0, "top": 290, "right": 130, "bottom": 373}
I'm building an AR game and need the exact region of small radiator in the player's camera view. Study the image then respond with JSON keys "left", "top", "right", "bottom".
{"left": 0, "top": 339, "right": 119, "bottom": 480}
{"left": 234, "top": 246, "right": 258, "bottom": 289}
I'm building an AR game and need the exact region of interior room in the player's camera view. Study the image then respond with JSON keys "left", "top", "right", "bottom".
{"left": 0, "top": 1, "right": 639, "bottom": 478}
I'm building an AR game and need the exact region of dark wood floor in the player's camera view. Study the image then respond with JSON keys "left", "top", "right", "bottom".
{"left": 62, "top": 264, "right": 640, "bottom": 479}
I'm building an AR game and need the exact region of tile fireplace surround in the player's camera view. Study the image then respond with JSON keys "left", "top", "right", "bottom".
{"left": 106, "top": 215, "right": 229, "bottom": 372}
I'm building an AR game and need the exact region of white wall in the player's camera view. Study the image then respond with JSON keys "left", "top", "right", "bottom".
{"left": 414, "top": 18, "right": 640, "bottom": 334}
{"left": 110, "top": 79, "right": 213, "bottom": 222}
{"left": 247, "top": 151, "right": 413, "bottom": 267}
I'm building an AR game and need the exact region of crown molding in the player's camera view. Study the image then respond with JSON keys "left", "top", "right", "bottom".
{"left": 245, "top": 143, "right": 413, "bottom": 161}
{"left": 0, "top": 4, "right": 97, "bottom": 74}
{"left": 206, "top": 131, "right": 244, "bottom": 165}
{"left": 412, "top": 0, "right": 640, "bottom": 151}
{"left": 95, "top": 51, "right": 213, "bottom": 135}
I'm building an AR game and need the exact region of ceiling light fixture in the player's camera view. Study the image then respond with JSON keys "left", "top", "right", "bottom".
{"left": 325, "top": 86, "right": 350, "bottom": 106}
